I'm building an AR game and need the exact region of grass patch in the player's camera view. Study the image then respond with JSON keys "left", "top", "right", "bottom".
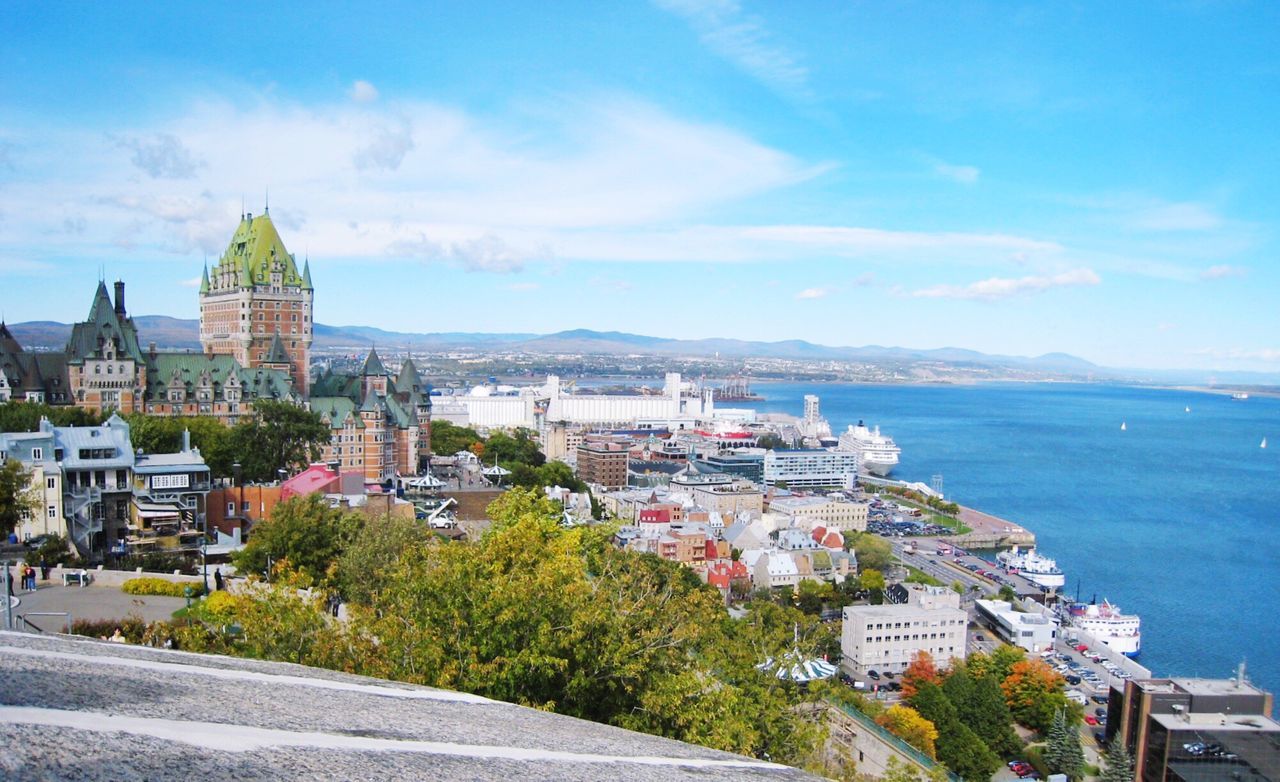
{"left": 905, "top": 566, "right": 943, "bottom": 587}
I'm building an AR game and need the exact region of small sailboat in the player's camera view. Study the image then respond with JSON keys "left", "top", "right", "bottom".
{"left": 1263, "top": 437, "right": 1269, "bottom": 449}
{"left": 1185, "top": 406, "right": 1191, "bottom": 413}
{"left": 1120, "top": 422, "right": 1127, "bottom": 431}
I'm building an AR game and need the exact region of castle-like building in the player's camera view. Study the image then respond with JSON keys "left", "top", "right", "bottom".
{"left": 0, "top": 209, "right": 430, "bottom": 483}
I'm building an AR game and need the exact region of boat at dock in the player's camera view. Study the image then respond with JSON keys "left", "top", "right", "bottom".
{"left": 837, "top": 421, "right": 901, "bottom": 477}
{"left": 1232, "top": 392, "right": 1250, "bottom": 400}
{"left": 1066, "top": 599, "right": 1142, "bottom": 658}
{"left": 996, "top": 545, "right": 1065, "bottom": 589}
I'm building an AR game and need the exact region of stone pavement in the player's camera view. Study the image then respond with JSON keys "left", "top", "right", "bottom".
{"left": 5, "top": 582, "right": 186, "bottom": 632}
{"left": 0, "top": 632, "right": 820, "bottom": 781}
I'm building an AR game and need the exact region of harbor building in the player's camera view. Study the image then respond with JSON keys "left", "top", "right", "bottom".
{"left": 1110, "top": 671, "right": 1280, "bottom": 781}
{"left": 841, "top": 584, "right": 967, "bottom": 677}
{"left": 974, "top": 599, "right": 1057, "bottom": 653}
{"left": 199, "top": 210, "right": 314, "bottom": 397}
{"left": 764, "top": 449, "right": 859, "bottom": 490}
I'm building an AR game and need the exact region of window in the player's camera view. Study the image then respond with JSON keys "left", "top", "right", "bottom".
{"left": 242, "top": 501, "right": 250, "bottom": 512}
{"left": 32, "top": 447, "right": 43, "bottom": 460}
{"left": 46, "top": 477, "right": 56, "bottom": 490}
{"left": 227, "top": 502, "right": 235, "bottom": 515}
{"left": 48, "top": 505, "right": 57, "bottom": 518}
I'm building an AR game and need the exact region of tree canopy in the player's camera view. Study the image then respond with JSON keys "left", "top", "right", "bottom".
{"left": 0, "top": 401, "right": 102, "bottom": 432}
{"left": 230, "top": 494, "right": 363, "bottom": 586}
{"left": 0, "top": 459, "right": 41, "bottom": 538}
{"left": 429, "top": 420, "right": 483, "bottom": 456}
{"left": 228, "top": 400, "right": 331, "bottom": 483}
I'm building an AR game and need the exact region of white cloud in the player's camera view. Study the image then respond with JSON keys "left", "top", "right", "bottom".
{"left": 1128, "top": 201, "right": 1222, "bottom": 232}
{"left": 795, "top": 287, "right": 828, "bottom": 300}
{"left": 934, "top": 161, "right": 980, "bottom": 184}
{"left": 178, "top": 276, "right": 203, "bottom": 288}
{"left": 851, "top": 272, "right": 875, "bottom": 286}
{"left": 353, "top": 115, "right": 414, "bottom": 171}
{"left": 653, "top": 0, "right": 809, "bottom": 97}
{"left": 913, "top": 268, "right": 1100, "bottom": 301}
{"left": 114, "top": 133, "right": 204, "bottom": 179}
{"left": 1199, "top": 264, "right": 1247, "bottom": 280}
{"left": 348, "top": 80, "right": 380, "bottom": 104}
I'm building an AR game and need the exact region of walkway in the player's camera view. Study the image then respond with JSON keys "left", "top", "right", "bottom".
{"left": 6, "top": 583, "right": 186, "bottom": 631}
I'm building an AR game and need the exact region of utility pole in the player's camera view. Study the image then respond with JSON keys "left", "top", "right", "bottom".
{"left": 3, "top": 561, "right": 12, "bottom": 630}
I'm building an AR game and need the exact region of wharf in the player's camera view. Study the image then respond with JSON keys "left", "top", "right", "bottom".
{"left": 946, "top": 505, "right": 1036, "bottom": 549}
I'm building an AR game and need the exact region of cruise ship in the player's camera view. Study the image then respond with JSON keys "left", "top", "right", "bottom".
{"left": 996, "top": 546, "right": 1065, "bottom": 590}
{"left": 1067, "top": 600, "right": 1142, "bottom": 658}
{"left": 837, "top": 421, "right": 901, "bottom": 477}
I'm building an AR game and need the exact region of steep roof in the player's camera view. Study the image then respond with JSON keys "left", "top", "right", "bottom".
{"left": 65, "top": 281, "right": 144, "bottom": 364}
{"left": 0, "top": 322, "right": 23, "bottom": 355}
{"left": 310, "top": 396, "right": 363, "bottom": 430}
{"left": 209, "top": 212, "right": 310, "bottom": 292}
{"left": 394, "top": 357, "right": 420, "bottom": 394}
{"left": 360, "top": 387, "right": 387, "bottom": 413}
{"left": 264, "top": 333, "right": 291, "bottom": 365}
{"left": 361, "top": 347, "right": 387, "bottom": 377}
{"left": 143, "top": 352, "right": 295, "bottom": 402}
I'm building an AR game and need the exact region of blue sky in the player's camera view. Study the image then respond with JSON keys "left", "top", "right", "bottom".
{"left": 1, "top": 1, "right": 1277, "bottom": 371}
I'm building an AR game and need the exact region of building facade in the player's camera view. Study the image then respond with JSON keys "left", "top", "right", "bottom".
{"left": 764, "top": 449, "right": 858, "bottom": 490}
{"left": 576, "top": 435, "right": 631, "bottom": 490}
{"left": 768, "top": 494, "right": 869, "bottom": 532}
{"left": 200, "top": 210, "right": 314, "bottom": 397}
{"left": 841, "top": 584, "right": 968, "bottom": 677}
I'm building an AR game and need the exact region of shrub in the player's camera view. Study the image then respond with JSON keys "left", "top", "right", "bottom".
{"left": 69, "top": 615, "right": 148, "bottom": 643}
{"left": 113, "top": 552, "right": 196, "bottom": 575}
{"left": 121, "top": 577, "right": 206, "bottom": 598}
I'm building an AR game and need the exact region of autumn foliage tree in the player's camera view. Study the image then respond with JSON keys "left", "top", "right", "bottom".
{"left": 875, "top": 704, "right": 939, "bottom": 759}
{"left": 900, "top": 650, "right": 942, "bottom": 699}
{"left": 1002, "top": 657, "right": 1074, "bottom": 733}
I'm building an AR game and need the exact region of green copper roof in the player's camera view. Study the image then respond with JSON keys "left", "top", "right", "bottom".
{"left": 264, "top": 333, "right": 291, "bottom": 365}
{"left": 65, "top": 282, "right": 145, "bottom": 364}
{"left": 311, "top": 396, "right": 363, "bottom": 429}
{"left": 302, "top": 259, "right": 312, "bottom": 289}
{"left": 361, "top": 347, "right": 387, "bottom": 377}
{"left": 199, "top": 264, "right": 210, "bottom": 295}
{"left": 211, "top": 213, "right": 311, "bottom": 291}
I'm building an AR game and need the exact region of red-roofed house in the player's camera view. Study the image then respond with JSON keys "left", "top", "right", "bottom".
{"left": 281, "top": 463, "right": 343, "bottom": 500}
{"left": 811, "top": 525, "right": 846, "bottom": 550}
{"left": 705, "top": 559, "right": 750, "bottom": 592}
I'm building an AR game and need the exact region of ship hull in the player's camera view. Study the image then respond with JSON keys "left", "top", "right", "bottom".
{"left": 861, "top": 460, "right": 896, "bottom": 477}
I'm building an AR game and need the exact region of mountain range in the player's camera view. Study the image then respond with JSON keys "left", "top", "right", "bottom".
{"left": 9, "top": 316, "right": 1280, "bottom": 384}
{"left": 3, "top": 316, "right": 1101, "bottom": 372}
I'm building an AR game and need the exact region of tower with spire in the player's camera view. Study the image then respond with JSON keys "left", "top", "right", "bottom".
{"left": 199, "top": 208, "right": 314, "bottom": 396}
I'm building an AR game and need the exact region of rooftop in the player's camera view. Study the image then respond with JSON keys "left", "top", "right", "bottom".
{"left": 0, "top": 631, "right": 816, "bottom": 781}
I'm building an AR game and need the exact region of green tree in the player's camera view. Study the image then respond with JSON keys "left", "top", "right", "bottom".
{"left": 335, "top": 511, "right": 431, "bottom": 605}
{"left": 231, "top": 495, "right": 362, "bottom": 586}
{"left": 943, "top": 664, "right": 1023, "bottom": 757}
{"left": 858, "top": 568, "right": 886, "bottom": 604}
{"left": 794, "top": 579, "right": 832, "bottom": 615}
{"left": 998, "top": 584, "right": 1018, "bottom": 602}
{"left": 968, "top": 644, "right": 1026, "bottom": 683}
{"left": 1100, "top": 738, "right": 1135, "bottom": 782}
{"left": 0, "top": 400, "right": 102, "bottom": 432}
{"left": 756, "top": 433, "right": 790, "bottom": 450}
{"left": 879, "top": 757, "right": 951, "bottom": 782}
{"left": 429, "top": 420, "right": 483, "bottom": 456}
{"left": 847, "top": 532, "right": 894, "bottom": 571}
{"left": 483, "top": 428, "right": 545, "bottom": 468}
{"left": 909, "top": 680, "right": 1001, "bottom": 782}
{"left": 0, "top": 459, "right": 40, "bottom": 538}
{"left": 227, "top": 400, "right": 331, "bottom": 482}
{"left": 1044, "top": 708, "right": 1086, "bottom": 780}
{"left": 125, "top": 414, "right": 233, "bottom": 477}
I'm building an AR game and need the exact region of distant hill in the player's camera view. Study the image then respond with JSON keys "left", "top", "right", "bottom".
{"left": 5, "top": 318, "right": 1098, "bottom": 373}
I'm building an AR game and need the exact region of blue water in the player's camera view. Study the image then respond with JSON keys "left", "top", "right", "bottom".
{"left": 751, "top": 382, "right": 1280, "bottom": 691}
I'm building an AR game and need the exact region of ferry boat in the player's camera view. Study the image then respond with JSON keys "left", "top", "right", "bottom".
{"left": 1232, "top": 392, "right": 1250, "bottom": 400}
{"left": 1066, "top": 599, "right": 1142, "bottom": 657}
{"left": 996, "top": 546, "right": 1066, "bottom": 590}
{"left": 837, "top": 421, "right": 901, "bottom": 477}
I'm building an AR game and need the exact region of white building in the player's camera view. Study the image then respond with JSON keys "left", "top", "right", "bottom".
{"left": 768, "top": 494, "right": 869, "bottom": 532}
{"left": 975, "top": 599, "right": 1058, "bottom": 653}
{"left": 763, "top": 449, "right": 858, "bottom": 490}
{"left": 841, "top": 584, "right": 968, "bottom": 676}
{"left": 543, "top": 373, "right": 714, "bottom": 426}
{"left": 0, "top": 429, "right": 64, "bottom": 542}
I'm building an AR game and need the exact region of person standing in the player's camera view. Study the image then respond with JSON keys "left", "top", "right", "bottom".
{"left": 213, "top": 568, "right": 224, "bottom": 591}
{"left": 39, "top": 560, "right": 50, "bottom": 582}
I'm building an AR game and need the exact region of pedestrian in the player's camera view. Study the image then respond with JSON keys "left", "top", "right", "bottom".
{"left": 5, "top": 565, "right": 13, "bottom": 597}
{"left": 23, "top": 564, "right": 35, "bottom": 592}
{"left": 40, "top": 560, "right": 50, "bottom": 582}
{"left": 213, "top": 568, "right": 224, "bottom": 591}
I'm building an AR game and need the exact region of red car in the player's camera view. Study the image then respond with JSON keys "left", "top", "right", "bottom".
{"left": 1084, "top": 715, "right": 1099, "bottom": 725}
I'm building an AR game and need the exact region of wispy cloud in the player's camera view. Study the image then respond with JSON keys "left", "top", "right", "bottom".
{"left": 177, "top": 275, "right": 203, "bottom": 288}
{"left": 1189, "top": 347, "right": 1280, "bottom": 363}
{"left": 653, "top": 0, "right": 809, "bottom": 98}
{"left": 1199, "top": 264, "right": 1247, "bottom": 280}
{"left": 348, "top": 80, "right": 380, "bottom": 103}
{"left": 913, "top": 268, "right": 1100, "bottom": 301}
{"left": 795, "top": 287, "right": 828, "bottom": 300}
{"left": 934, "top": 161, "right": 980, "bottom": 184}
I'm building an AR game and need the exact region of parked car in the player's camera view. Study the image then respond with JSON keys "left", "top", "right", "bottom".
{"left": 1084, "top": 715, "right": 1099, "bottom": 725}
{"left": 867, "top": 670, "right": 881, "bottom": 680}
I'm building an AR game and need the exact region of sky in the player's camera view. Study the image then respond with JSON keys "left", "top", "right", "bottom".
{"left": 1, "top": 1, "right": 1278, "bottom": 371}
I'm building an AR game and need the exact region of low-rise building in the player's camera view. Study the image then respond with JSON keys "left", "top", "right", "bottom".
{"left": 0, "top": 428, "right": 64, "bottom": 542}
{"left": 129, "top": 434, "right": 210, "bottom": 556}
{"left": 974, "top": 599, "right": 1057, "bottom": 653}
{"left": 768, "top": 494, "right": 869, "bottom": 532}
{"left": 841, "top": 584, "right": 968, "bottom": 677}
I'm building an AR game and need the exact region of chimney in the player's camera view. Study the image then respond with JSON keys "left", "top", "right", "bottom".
{"left": 113, "top": 280, "right": 126, "bottom": 317}
{"left": 182, "top": 428, "right": 191, "bottom": 453}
